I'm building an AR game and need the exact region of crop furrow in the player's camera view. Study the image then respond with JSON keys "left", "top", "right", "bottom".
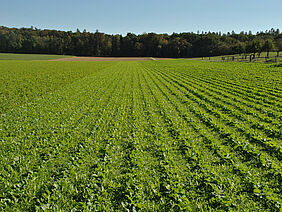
{"left": 147, "top": 67, "right": 282, "bottom": 173}
{"left": 145, "top": 63, "right": 281, "bottom": 125}
{"left": 151, "top": 69, "right": 282, "bottom": 158}
{"left": 139, "top": 69, "right": 196, "bottom": 210}
{"left": 192, "top": 74, "right": 282, "bottom": 103}
{"left": 177, "top": 71, "right": 282, "bottom": 113}
{"left": 140, "top": 67, "right": 264, "bottom": 211}
{"left": 160, "top": 65, "right": 282, "bottom": 121}
{"left": 162, "top": 68, "right": 281, "bottom": 132}
{"left": 142, "top": 66, "right": 281, "bottom": 211}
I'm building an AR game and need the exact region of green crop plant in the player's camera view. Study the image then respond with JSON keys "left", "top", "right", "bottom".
{"left": 0, "top": 59, "right": 281, "bottom": 211}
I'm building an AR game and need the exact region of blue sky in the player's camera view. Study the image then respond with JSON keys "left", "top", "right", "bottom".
{"left": 1, "top": 0, "right": 281, "bottom": 35}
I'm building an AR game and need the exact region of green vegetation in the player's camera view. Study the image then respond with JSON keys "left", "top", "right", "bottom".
{"left": 0, "top": 60, "right": 281, "bottom": 211}
{"left": 0, "top": 53, "right": 72, "bottom": 60}
{"left": 0, "top": 61, "right": 115, "bottom": 113}
{"left": 0, "top": 26, "right": 281, "bottom": 58}
{"left": 192, "top": 51, "right": 282, "bottom": 63}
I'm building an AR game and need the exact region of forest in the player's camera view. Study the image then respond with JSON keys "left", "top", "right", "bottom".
{"left": 0, "top": 26, "right": 282, "bottom": 58}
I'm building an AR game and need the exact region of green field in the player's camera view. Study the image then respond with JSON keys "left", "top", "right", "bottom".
{"left": 0, "top": 60, "right": 281, "bottom": 211}
{"left": 0, "top": 53, "right": 72, "bottom": 60}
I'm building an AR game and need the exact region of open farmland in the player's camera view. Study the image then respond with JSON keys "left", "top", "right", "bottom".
{"left": 0, "top": 60, "right": 281, "bottom": 211}
{"left": 0, "top": 53, "right": 73, "bottom": 61}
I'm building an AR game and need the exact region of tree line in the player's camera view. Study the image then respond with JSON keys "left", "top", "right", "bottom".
{"left": 0, "top": 26, "right": 282, "bottom": 58}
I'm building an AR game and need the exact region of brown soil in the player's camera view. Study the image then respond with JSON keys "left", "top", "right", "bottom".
{"left": 50, "top": 57, "right": 172, "bottom": 61}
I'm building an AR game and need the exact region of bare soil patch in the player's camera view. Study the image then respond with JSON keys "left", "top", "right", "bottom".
{"left": 50, "top": 57, "right": 172, "bottom": 61}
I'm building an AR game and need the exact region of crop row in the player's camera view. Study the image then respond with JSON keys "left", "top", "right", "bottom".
{"left": 0, "top": 60, "right": 281, "bottom": 211}
{"left": 142, "top": 65, "right": 281, "bottom": 211}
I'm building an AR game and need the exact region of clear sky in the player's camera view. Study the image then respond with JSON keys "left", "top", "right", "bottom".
{"left": 1, "top": 0, "right": 281, "bottom": 35}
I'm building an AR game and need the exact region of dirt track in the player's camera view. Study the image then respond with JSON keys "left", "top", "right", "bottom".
{"left": 51, "top": 57, "right": 172, "bottom": 61}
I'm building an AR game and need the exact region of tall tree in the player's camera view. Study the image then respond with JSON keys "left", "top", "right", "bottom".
{"left": 263, "top": 39, "right": 274, "bottom": 58}
{"left": 275, "top": 38, "right": 282, "bottom": 57}
{"left": 0, "top": 26, "right": 281, "bottom": 58}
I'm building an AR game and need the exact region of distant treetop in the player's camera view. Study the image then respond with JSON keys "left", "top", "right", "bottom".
{"left": 0, "top": 26, "right": 281, "bottom": 58}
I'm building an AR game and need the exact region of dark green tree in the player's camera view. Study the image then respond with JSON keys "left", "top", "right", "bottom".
{"left": 263, "top": 39, "right": 274, "bottom": 58}
{"left": 0, "top": 26, "right": 281, "bottom": 58}
{"left": 275, "top": 38, "right": 282, "bottom": 57}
